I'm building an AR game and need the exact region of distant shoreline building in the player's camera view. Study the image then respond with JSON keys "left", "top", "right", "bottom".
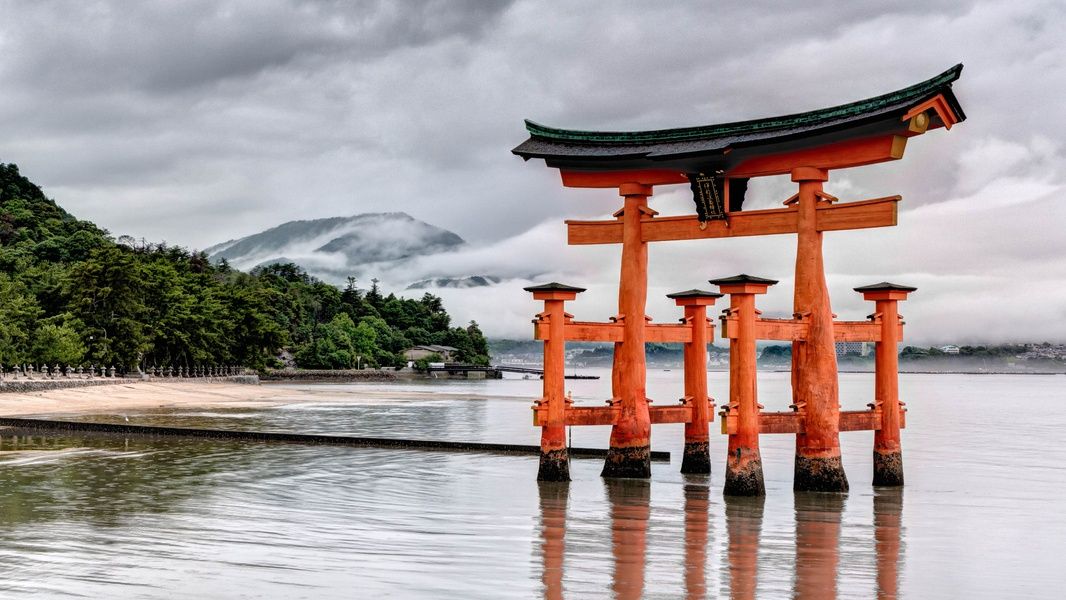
{"left": 403, "top": 345, "right": 459, "bottom": 362}
{"left": 835, "top": 341, "right": 872, "bottom": 357}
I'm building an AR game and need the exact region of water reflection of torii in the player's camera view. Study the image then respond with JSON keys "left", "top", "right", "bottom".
{"left": 536, "top": 484, "right": 904, "bottom": 599}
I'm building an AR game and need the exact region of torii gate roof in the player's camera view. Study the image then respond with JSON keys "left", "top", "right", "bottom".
{"left": 512, "top": 64, "right": 965, "bottom": 178}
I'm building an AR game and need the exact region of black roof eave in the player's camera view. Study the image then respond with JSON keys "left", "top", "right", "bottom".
{"left": 513, "top": 78, "right": 965, "bottom": 173}
{"left": 532, "top": 109, "right": 907, "bottom": 174}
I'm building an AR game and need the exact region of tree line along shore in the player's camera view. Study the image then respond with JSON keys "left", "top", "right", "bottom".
{"left": 0, "top": 163, "right": 489, "bottom": 373}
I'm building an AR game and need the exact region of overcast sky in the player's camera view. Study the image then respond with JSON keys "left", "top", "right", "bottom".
{"left": 1, "top": 0, "right": 1064, "bottom": 342}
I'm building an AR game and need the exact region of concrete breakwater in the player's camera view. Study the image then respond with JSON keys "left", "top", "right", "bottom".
{"left": 0, "top": 416, "right": 672, "bottom": 461}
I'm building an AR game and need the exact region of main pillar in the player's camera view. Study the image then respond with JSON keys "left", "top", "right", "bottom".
{"left": 856, "top": 282, "right": 915, "bottom": 486}
{"left": 602, "top": 183, "right": 653, "bottom": 478}
{"left": 526, "top": 282, "right": 585, "bottom": 481}
{"left": 713, "top": 275, "right": 775, "bottom": 496}
{"left": 791, "top": 167, "right": 848, "bottom": 492}
{"left": 668, "top": 289, "right": 722, "bottom": 474}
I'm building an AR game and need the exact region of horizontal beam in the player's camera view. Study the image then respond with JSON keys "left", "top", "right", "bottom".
{"left": 534, "top": 320, "right": 712, "bottom": 343}
{"left": 720, "top": 318, "right": 904, "bottom": 342}
{"left": 533, "top": 402, "right": 710, "bottom": 427}
{"left": 726, "top": 135, "right": 907, "bottom": 178}
{"left": 559, "top": 169, "right": 689, "bottom": 188}
{"left": 536, "top": 405, "right": 618, "bottom": 426}
{"left": 816, "top": 195, "right": 900, "bottom": 232}
{"left": 721, "top": 408, "right": 905, "bottom": 435}
{"left": 566, "top": 196, "right": 899, "bottom": 245}
{"left": 535, "top": 321, "right": 623, "bottom": 342}
{"left": 833, "top": 321, "right": 904, "bottom": 342}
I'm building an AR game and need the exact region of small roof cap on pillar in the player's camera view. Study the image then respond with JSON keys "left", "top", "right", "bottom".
{"left": 853, "top": 282, "right": 917, "bottom": 293}
{"left": 708, "top": 274, "right": 779, "bottom": 286}
{"left": 523, "top": 282, "right": 586, "bottom": 293}
{"left": 667, "top": 288, "right": 723, "bottom": 306}
{"left": 666, "top": 288, "right": 723, "bottom": 299}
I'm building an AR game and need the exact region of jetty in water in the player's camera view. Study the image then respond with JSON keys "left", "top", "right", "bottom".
{"left": 512, "top": 64, "right": 966, "bottom": 492}
{"left": 425, "top": 364, "right": 599, "bottom": 380}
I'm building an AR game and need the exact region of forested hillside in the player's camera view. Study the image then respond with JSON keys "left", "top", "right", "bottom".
{"left": 0, "top": 163, "right": 488, "bottom": 371}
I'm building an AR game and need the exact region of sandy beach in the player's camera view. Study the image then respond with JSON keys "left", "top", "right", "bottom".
{"left": 0, "top": 381, "right": 299, "bottom": 417}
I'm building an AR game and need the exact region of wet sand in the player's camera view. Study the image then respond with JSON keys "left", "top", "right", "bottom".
{"left": 0, "top": 382, "right": 298, "bottom": 417}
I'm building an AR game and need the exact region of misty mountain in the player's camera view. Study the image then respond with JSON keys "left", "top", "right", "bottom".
{"left": 406, "top": 275, "right": 502, "bottom": 290}
{"left": 205, "top": 212, "right": 466, "bottom": 283}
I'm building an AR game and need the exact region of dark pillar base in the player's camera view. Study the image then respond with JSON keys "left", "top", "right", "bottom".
{"left": 680, "top": 441, "right": 711, "bottom": 475}
{"left": 538, "top": 448, "right": 571, "bottom": 482}
{"left": 724, "top": 457, "right": 765, "bottom": 496}
{"left": 873, "top": 450, "right": 904, "bottom": 487}
{"left": 601, "top": 445, "right": 651, "bottom": 478}
{"left": 794, "top": 454, "right": 849, "bottom": 492}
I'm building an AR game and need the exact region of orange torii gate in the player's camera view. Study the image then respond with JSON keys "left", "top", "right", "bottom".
{"left": 513, "top": 65, "right": 966, "bottom": 491}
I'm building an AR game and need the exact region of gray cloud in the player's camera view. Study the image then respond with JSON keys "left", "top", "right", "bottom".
{"left": 1, "top": 0, "right": 1064, "bottom": 341}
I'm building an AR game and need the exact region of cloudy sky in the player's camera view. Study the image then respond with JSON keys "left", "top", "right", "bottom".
{"left": 1, "top": 0, "right": 1064, "bottom": 342}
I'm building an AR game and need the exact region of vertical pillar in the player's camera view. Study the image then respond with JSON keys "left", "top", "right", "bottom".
{"left": 526, "top": 282, "right": 585, "bottom": 482}
{"left": 603, "top": 183, "right": 653, "bottom": 478}
{"left": 790, "top": 166, "right": 848, "bottom": 493}
{"left": 668, "top": 289, "right": 723, "bottom": 474}
{"left": 856, "top": 282, "right": 915, "bottom": 486}
{"left": 712, "top": 275, "right": 776, "bottom": 496}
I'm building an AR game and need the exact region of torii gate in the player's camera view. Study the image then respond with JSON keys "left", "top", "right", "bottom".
{"left": 513, "top": 64, "right": 966, "bottom": 492}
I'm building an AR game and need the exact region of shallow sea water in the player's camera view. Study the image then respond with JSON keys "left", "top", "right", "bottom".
{"left": 1, "top": 371, "right": 1064, "bottom": 599}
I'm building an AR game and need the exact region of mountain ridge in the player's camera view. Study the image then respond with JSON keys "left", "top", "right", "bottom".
{"left": 205, "top": 212, "right": 467, "bottom": 283}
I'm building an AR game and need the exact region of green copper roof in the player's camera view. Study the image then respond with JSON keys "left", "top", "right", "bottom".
{"left": 523, "top": 64, "right": 963, "bottom": 144}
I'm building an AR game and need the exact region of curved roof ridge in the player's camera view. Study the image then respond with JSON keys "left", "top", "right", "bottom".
{"left": 524, "top": 64, "right": 963, "bottom": 145}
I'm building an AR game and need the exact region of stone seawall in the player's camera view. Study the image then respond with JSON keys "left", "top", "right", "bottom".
{"left": 0, "top": 375, "right": 259, "bottom": 394}
{"left": 0, "top": 378, "right": 138, "bottom": 394}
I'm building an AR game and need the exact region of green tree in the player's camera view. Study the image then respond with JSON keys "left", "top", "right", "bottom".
{"left": 67, "top": 245, "right": 148, "bottom": 369}
{"left": 0, "top": 274, "right": 42, "bottom": 364}
{"left": 31, "top": 320, "right": 86, "bottom": 365}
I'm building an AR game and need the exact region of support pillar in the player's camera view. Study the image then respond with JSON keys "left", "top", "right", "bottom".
{"left": 712, "top": 274, "right": 776, "bottom": 496}
{"left": 668, "top": 289, "right": 722, "bottom": 474}
{"left": 791, "top": 167, "right": 848, "bottom": 493}
{"left": 526, "top": 282, "right": 585, "bottom": 481}
{"left": 856, "top": 282, "right": 915, "bottom": 486}
{"left": 603, "top": 183, "right": 653, "bottom": 478}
